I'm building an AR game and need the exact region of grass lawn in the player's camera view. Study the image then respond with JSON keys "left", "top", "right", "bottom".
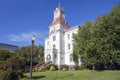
{"left": 25, "top": 70, "right": 120, "bottom": 80}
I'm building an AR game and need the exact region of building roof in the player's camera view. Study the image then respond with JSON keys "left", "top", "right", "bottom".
{"left": 49, "top": 6, "right": 70, "bottom": 29}
{"left": 49, "top": 17, "right": 70, "bottom": 29}
{"left": 0, "top": 43, "right": 18, "bottom": 47}
{"left": 64, "top": 25, "right": 80, "bottom": 32}
{"left": 0, "top": 43, "right": 18, "bottom": 51}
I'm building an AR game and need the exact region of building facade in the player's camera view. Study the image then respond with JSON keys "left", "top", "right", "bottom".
{"left": 44, "top": 6, "right": 81, "bottom": 68}
{"left": 0, "top": 43, "right": 18, "bottom": 52}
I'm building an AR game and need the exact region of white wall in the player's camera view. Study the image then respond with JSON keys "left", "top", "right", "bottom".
{"left": 64, "top": 26, "right": 79, "bottom": 65}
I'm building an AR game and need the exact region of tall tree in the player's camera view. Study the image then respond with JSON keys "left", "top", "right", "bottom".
{"left": 1, "top": 56, "right": 25, "bottom": 71}
{"left": 14, "top": 45, "right": 44, "bottom": 72}
{"left": 93, "top": 4, "right": 120, "bottom": 69}
{"left": 0, "top": 49, "right": 12, "bottom": 65}
{"left": 73, "top": 4, "right": 120, "bottom": 70}
{"left": 73, "top": 21, "right": 97, "bottom": 70}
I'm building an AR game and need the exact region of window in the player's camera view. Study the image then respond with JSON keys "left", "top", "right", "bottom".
{"left": 46, "top": 54, "right": 51, "bottom": 62}
{"left": 53, "top": 36, "right": 56, "bottom": 41}
{"left": 70, "top": 54, "right": 73, "bottom": 62}
{"left": 53, "top": 45, "right": 56, "bottom": 49}
{"left": 54, "top": 54, "right": 57, "bottom": 58}
{"left": 68, "top": 44, "right": 70, "bottom": 50}
{"left": 68, "top": 34, "right": 70, "bottom": 40}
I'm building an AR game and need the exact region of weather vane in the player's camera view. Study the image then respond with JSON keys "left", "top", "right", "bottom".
{"left": 58, "top": 0, "right": 61, "bottom": 7}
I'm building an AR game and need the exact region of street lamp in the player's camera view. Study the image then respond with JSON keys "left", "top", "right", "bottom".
{"left": 30, "top": 35, "right": 35, "bottom": 80}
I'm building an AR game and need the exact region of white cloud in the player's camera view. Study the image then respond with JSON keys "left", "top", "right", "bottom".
{"left": 7, "top": 31, "right": 47, "bottom": 43}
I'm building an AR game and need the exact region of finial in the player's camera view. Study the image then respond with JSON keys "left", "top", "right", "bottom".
{"left": 58, "top": 0, "right": 61, "bottom": 7}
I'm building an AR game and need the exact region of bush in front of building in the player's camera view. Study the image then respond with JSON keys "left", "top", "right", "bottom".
{"left": 50, "top": 65, "right": 56, "bottom": 71}
{"left": 39, "top": 67, "right": 47, "bottom": 72}
{"left": 74, "top": 65, "right": 85, "bottom": 70}
{"left": 60, "top": 65, "right": 69, "bottom": 71}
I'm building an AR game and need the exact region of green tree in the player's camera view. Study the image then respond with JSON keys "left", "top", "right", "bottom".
{"left": 14, "top": 45, "right": 44, "bottom": 72}
{"left": 1, "top": 56, "right": 25, "bottom": 71}
{"left": 73, "top": 21, "right": 97, "bottom": 70}
{"left": 0, "top": 56, "right": 25, "bottom": 80}
{"left": 93, "top": 4, "right": 120, "bottom": 69}
{"left": 0, "top": 49, "right": 12, "bottom": 65}
{"left": 73, "top": 4, "right": 120, "bottom": 70}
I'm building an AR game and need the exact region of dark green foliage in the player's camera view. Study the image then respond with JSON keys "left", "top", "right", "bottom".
{"left": 73, "top": 4, "right": 120, "bottom": 70}
{"left": 0, "top": 50, "right": 24, "bottom": 80}
{"left": 0, "top": 56, "right": 25, "bottom": 71}
{"left": 60, "top": 65, "right": 69, "bottom": 71}
{"left": 14, "top": 45, "right": 44, "bottom": 72}
{"left": 0, "top": 49, "right": 12, "bottom": 64}
{"left": 74, "top": 65, "right": 85, "bottom": 70}
{"left": 39, "top": 68, "right": 47, "bottom": 72}
{"left": 0, "top": 71, "right": 23, "bottom": 80}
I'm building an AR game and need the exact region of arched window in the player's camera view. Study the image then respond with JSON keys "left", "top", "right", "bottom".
{"left": 46, "top": 54, "right": 51, "bottom": 62}
{"left": 70, "top": 54, "right": 73, "bottom": 62}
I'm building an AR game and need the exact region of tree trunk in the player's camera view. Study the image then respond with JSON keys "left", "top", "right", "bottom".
{"left": 92, "top": 65, "right": 95, "bottom": 71}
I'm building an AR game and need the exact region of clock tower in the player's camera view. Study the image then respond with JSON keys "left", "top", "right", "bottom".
{"left": 45, "top": 5, "right": 70, "bottom": 68}
{"left": 49, "top": 6, "right": 70, "bottom": 33}
{"left": 44, "top": 5, "right": 80, "bottom": 69}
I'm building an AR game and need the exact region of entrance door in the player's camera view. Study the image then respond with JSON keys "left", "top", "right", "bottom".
{"left": 46, "top": 54, "right": 51, "bottom": 62}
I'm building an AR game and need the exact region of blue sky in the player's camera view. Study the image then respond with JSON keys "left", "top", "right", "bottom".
{"left": 0, "top": 0, "right": 119, "bottom": 47}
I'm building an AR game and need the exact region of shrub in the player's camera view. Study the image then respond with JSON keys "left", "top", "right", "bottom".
{"left": 79, "top": 66, "right": 85, "bottom": 70}
{"left": 39, "top": 68, "right": 47, "bottom": 72}
{"left": 74, "top": 66, "right": 79, "bottom": 70}
{"left": 74, "top": 65, "right": 85, "bottom": 70}
{"left": 0, "top": 56, "right": 25, "bottom": 72}
{"left": 0, "top": 71, "right": 23, "bottom": 80}
{"left": 50, "top": 65, "right": 55, "bottom": 71}
{"left": 60, "top": 65, "right": 69, "bottom": 71}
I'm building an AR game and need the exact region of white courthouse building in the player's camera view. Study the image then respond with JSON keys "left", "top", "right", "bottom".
{"left": 44, "top": 5, "right": 80, "bottom": 68}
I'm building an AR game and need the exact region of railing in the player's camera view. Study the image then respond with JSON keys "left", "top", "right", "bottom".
{"left": 53, "top": 48, "right": 58, "bottom": 53}
{"left": 34, "top": 61, "right": 52, "bottom": 71}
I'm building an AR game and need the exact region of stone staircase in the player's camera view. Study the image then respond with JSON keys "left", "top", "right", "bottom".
{"left": 34, "top": 61, "right": 52, "bottom": 71}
